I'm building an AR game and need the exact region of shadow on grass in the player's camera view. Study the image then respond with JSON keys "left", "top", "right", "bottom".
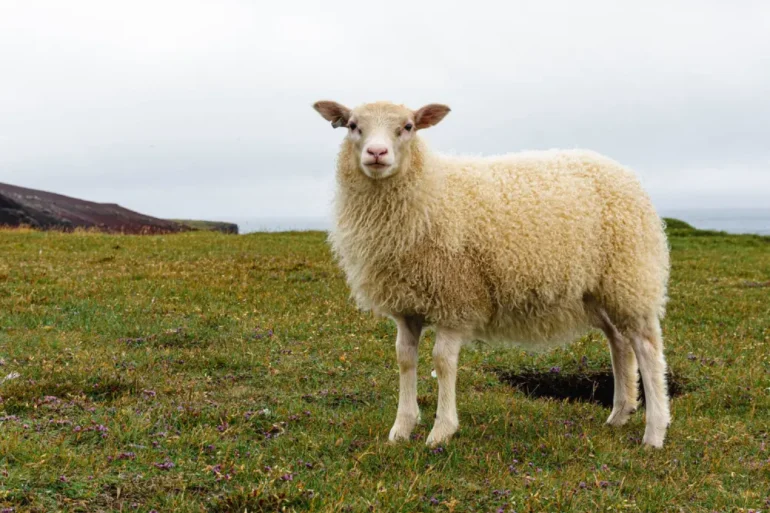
{"left": 495, "top": 369, "right": 688, "bottom": 408}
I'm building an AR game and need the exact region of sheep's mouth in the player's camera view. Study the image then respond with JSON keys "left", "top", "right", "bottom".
{"left": 365, "top": 162, "right": 389, "bottom": 169}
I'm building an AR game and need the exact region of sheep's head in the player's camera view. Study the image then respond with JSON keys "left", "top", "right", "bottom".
{"left": 313, "top": 100, "right": 450, "bottom": 179}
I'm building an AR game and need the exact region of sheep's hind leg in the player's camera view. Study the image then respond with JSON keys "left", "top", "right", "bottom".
{"left": 426, "top": 327, "right": 464, "bottom": 447}
{"left": 388, "top": 315, "right": 424, "bottom": 443}
{"left": 597, "top": 309, "right": 639, "bottom": 426}
{"left": 627, "top": 317, "right": 670, "bottom": 448}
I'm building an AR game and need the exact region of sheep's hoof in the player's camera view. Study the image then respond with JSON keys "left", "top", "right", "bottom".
{"left": 606, "top": 404, "right": 636, "bottom": 427}
{"left": 426, "top": 420, "right": 458, "bottom": 447}
{"left": 388, "top": 413, "right": 420, "bottom": 443}
{"left": 642, "top": 424, "right": 668, "bottom": 448}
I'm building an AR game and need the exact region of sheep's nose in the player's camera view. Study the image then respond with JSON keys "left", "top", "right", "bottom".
{"left": 366, "top": 146, "right": 388, "bottom": 157}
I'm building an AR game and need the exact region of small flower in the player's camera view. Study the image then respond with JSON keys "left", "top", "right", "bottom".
{"left": 579, "top": 481, "right": 587, "bottom": 489}
{"left": 58, "top": 475, "right": 68, "bottom": 482}
{"left": 549, "top": 366, "right": 561, "bottom": 373}
{"left": 153, "top": 461, "right": 175, "bottom": 471}
{"left": 280, "top": 473, "right": 294, "bottom": 481}
{"left": 599, "top": 480, "right": 609, "bottom": 488}
{"left": 430, "top": 497, "right": 439, "bottom": 506}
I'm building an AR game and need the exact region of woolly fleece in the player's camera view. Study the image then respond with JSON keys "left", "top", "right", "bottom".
{"left": 328, "top": 102, "right": 670, "bottom": 350}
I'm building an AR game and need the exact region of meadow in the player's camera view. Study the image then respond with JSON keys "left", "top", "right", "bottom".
{"left": 0, "top": 221, "right": 768, "bottom": 512}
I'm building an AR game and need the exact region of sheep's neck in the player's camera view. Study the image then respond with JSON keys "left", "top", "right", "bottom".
{"left": 334, "top": 138, "right": 437, "bottom": 257}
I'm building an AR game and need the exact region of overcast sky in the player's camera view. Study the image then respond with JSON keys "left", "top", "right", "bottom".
{"left": 1, "top": 1, "right": 768, "bottom": 224}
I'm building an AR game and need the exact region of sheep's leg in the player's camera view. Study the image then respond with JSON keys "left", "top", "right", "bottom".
{"left": 426, "top": 327, "right": 463, "bottom": 446}
{"left": 597, "top": 310, "right": 639, "bottom": 426}
{"left": 628, "top": 318, "right": 670, "bottom": 448}
{"left": 388, "top": 315, "right": 423, "bottom": 442}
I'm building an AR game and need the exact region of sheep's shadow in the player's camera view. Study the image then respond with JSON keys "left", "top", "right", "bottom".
{"left": 494, "top": 369, "right": 687, "bottom": 408}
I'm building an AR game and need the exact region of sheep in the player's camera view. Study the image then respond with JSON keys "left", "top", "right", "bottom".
{"left": 312, "top": 100, "right": 672, "bottom": 448}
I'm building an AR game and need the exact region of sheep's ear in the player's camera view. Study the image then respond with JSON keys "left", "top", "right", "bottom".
{"left": 414, "top": 104, "right": 451, "bottom": 130}
{"left": 313, "top": 101, "right": 351, "bottom": 129}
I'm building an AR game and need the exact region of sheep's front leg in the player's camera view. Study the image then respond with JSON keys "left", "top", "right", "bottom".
{"left": 426, "top": 328, "right": 463, "bottom": 446}
{"left": 388, "top": 315, "right": 423, "bottom": 442}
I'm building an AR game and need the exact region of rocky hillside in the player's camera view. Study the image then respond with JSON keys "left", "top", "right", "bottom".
{"left": 0, "top": 182, "right": 237, "bottom": 234}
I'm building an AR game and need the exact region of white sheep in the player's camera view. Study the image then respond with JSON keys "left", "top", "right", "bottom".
{"left": 313, "top": 100, "right": 671, "bottom": 448}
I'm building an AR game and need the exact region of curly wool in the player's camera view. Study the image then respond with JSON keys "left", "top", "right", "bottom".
{"left": 329, "top": 136, "right": 670, "bottom": 349}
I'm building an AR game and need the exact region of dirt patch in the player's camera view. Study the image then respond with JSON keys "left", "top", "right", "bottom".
{"left": 495, "top": 369, "right": 688, "bottom": 408}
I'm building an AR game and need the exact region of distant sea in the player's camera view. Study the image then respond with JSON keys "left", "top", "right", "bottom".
{"left": 229, "top": 208, "right": 770, "bottom": 236}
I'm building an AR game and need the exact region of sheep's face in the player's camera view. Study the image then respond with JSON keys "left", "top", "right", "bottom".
{"left": 313, "top": 101, "right": 450, "bottom": 180}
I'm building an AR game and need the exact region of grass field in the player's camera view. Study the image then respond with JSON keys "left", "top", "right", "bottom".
{"left": 0, "top": 221, "right": 768, "bottom": 512}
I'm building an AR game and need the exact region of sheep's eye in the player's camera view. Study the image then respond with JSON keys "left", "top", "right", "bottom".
{"left": 404, "top": 123, "right": 413, "bottom": 131}
{"left": 348, "top": 122, "right": 357, "bottom": 130}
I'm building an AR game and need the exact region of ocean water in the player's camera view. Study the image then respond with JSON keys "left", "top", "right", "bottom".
{"left": 231, "top": 209, "right": 770, "bottom": 236}
{"left": 660, "top": 208, "right": 770, "bottom": 236}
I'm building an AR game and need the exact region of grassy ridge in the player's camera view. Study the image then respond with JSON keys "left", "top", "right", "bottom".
{"left": 0, "top": 224, "right": 768, "bottom": 512}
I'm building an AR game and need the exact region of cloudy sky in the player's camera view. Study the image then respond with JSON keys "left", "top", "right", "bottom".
{"left": 1, "top": 1, "right": 768, "bottom": 226}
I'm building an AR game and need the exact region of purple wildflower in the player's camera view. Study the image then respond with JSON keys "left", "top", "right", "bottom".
{"left": 549, "top": 366, "right": 561, "bottom": 373}
{"left": 280, "top": 473, "right": 294, "bottom": 481}
{"left": 153, "top": 460, "right": 175, "bottom": 471}
{"left": 430, "top": 497, "right": 439, "bottom": 506}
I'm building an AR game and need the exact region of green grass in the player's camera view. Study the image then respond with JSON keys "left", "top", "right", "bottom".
{"left": 0, "top": 223, "right": 768, "bottom": 512}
